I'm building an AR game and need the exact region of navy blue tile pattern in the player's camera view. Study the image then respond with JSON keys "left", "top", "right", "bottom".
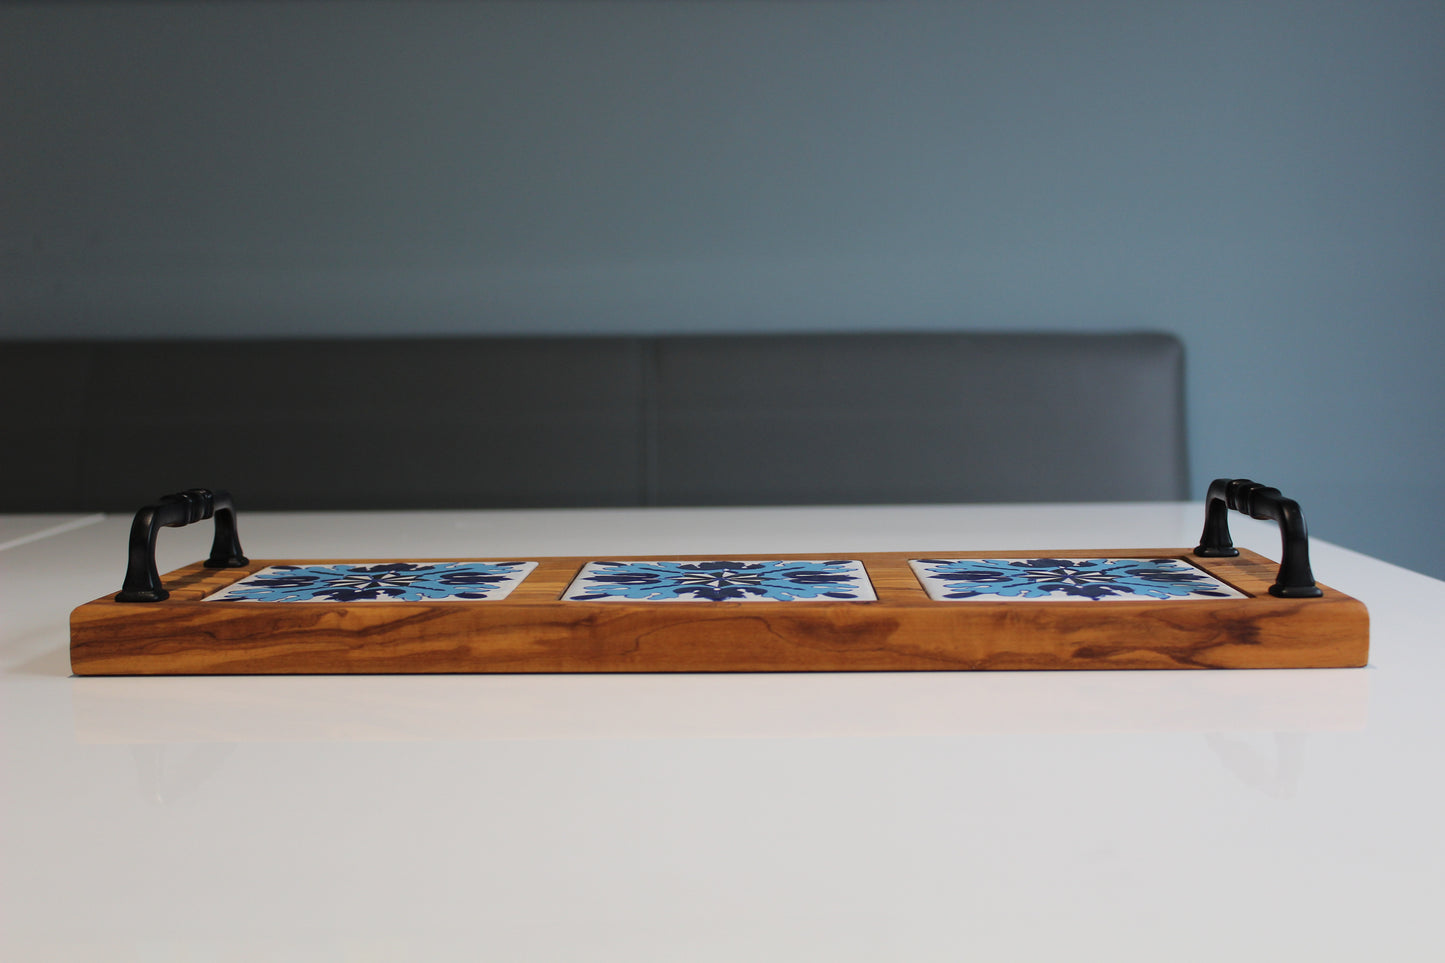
{"left": 206, "top": 562, "right": 537, "bottom": 602}
{"left": 909, "top": 557, "right": 1244, "bottom": 601}
{"left": 564, "top": 559, "right": 875, "bottom": 602}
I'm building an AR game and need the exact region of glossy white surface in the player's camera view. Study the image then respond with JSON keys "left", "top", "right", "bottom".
{"left": 0, "top": 512, "right": 104, "bottom": 552}
{"left": 3, "top": 504, "right": 1442, "bottom": 960}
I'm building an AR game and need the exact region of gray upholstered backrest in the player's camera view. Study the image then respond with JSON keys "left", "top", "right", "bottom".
{"left": 0, "top": 332, "right": 1187, "bottom": 511}
{"left": 651, "top": 333, "right": 1186, "bottom": 505}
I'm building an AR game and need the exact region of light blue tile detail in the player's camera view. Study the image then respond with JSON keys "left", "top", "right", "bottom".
{"left": 206, "top": 561, "right": 537, "bottom": 602}
{"left": 909, "top": 557, "right": 1244, "bottom": 602}
{"left": 564, "top": 559, "right": 875, "bottom": 602}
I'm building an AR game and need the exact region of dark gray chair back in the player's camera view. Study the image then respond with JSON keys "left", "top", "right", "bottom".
{"left": 0, "top": 332, "right": 1187, "bottom": 511}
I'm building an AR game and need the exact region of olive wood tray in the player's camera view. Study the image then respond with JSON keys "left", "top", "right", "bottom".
{"left": 70, "top": 543, "right": 1368, "bottom": 675}
{"left": 70, "top": 480, "right": 1370, "bottom": 675}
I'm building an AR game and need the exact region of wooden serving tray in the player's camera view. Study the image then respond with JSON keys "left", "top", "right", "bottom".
{"left": 70, "top": 548, "right": 1368, "bottom": 675}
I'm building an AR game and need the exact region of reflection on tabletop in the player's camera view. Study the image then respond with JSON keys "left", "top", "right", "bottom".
{"left": 70, "top": 668, "right": 1367, "bottom": 744}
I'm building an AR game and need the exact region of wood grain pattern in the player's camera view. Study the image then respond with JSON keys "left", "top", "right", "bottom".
{"left": 69, "top": 549, "right": 1369, "bottom": 675}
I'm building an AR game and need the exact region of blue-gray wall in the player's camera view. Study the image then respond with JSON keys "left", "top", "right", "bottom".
{"left": 4, "top": 1, "right": 1442, "bottom": 577}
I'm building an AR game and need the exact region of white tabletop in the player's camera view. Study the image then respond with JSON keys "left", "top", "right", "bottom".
{"left": 0, "top": 512, "right": 104, "bottom": 553}
{"left": 3, "top": 504, "right": 1442, "bottom": 960}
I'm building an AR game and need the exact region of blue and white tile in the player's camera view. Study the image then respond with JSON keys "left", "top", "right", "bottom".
{"left": 563, "top": 559, "right": 876, "bottom": 602}
{"left": 206, "top": 561, "right": 538, "bottom": 602}
{"left": 908, "top": 557, "right": 1245, "bottom": 602}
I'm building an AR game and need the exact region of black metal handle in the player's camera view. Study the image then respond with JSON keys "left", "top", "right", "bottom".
{"left": 1194, "top": 478, "right": 1321, "bottom": 598}
{"left": 115, "top": 489, "right": 249, "bottom": 602}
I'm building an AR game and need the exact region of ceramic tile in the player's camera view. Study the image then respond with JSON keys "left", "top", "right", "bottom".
{"left": 563, "top": 559, "right": 876, "bottom": 602}
{"left": 205, "top": 561, "right": 537, "bottom": 602}
{"left": 908, "top": 557, "right": 1246, "bottom": 602}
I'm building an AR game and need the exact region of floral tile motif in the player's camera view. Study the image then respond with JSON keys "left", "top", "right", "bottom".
{"left": 563, "top": 559, "right": 876, "bottom": 602}
{"left": 908, "top": 557, "right": 1245, "bottom": 602}
{"left": 205, "top": 561, "right": 537, "bottom": 603}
